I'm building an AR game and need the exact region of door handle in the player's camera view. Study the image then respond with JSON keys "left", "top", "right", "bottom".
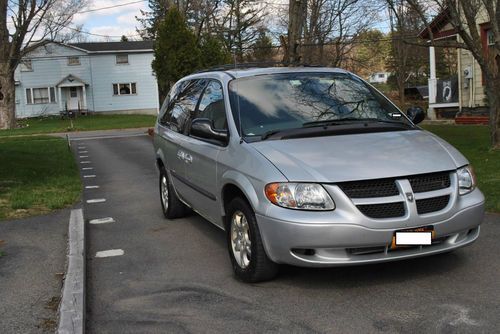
{"left": 177, "top": 150, "right": 185, "bottom": 160}
{"left": 184, "top": 154, "right": 193, "bottom": 164}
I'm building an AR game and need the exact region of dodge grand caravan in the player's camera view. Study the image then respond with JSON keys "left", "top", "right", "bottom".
{"left": 153, "top": 67, "right": 485, "bottom": 282}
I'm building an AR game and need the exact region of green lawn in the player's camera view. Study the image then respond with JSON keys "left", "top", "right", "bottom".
{"left": 423, "top": 125, "right": 500, "bottom": 212}
{"left": 0, "top": 114, "right": 156, "bottom": 137}
{"left": 0, "top": 136, "right": 81, "bottom": 220}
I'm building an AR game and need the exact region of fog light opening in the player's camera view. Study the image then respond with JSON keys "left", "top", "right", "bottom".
{"left": 292, "top": 248, "right": 316, "bottom": 256}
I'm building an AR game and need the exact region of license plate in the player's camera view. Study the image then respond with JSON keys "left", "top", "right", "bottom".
{"left": 391, "top": 226, "right": 435, "bottom": 248}
{"left": 395, "top": 232, "right": 432, "bottom": 245}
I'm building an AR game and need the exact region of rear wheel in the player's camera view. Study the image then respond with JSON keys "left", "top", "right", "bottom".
{"left": 226, "top": 197, "right": 278, "bottom": 282}
{"left": 159, "top": 166, "right": 188, "bottom": 219}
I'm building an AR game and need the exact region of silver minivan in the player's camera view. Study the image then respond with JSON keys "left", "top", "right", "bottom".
{"left": 154, "top": 67, "right": 484, "bottom": 282}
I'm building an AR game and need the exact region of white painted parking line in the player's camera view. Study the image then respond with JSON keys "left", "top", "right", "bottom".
{"left": 85, "top": 185, "right": 100, "bottom": 189}
{"left": 95, "top": 249, "right": 124, "bottom": 258}
{"left": 78, "top": 150, "right": 88, "bottom": 153}
{"left": 79, "top": 155, "right": 89, "bottom": 158}
{"left": 80, "top": 161, "right": 91, "bottom": 164}
{"left": 78, "top": 146, "right": 86, "bottom": 149}
{"left": 82, "top": 167, "right": 93, "bottom": 170}
{"left": 83, "top": 175, "right": 96, "bottom": 178}
{"left": 86, "top": 198, "right": 106, "bottom": 204}
{"left": 89, "top": 217, "right": 115, "bottom": 225}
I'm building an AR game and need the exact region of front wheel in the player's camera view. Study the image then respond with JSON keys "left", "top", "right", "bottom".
{"left": 226, "top": 197, "right": 278, "bottom": 282}
{"left": 159, "top": 166, "right": 188, "bottom": 219}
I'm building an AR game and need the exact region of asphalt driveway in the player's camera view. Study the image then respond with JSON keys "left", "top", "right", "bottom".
{"left": 0, "top": 209, "right": 70, "bottom": 333}
{"left": 72, "top": 130, "right": 500, "bottom": 334}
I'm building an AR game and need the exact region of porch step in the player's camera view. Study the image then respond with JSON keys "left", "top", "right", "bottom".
{"left": 455, "top": 116, "right": 489, "bottom": 125}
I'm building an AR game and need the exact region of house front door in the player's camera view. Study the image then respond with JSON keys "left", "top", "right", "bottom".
{"left": 68, "top": 87, "right": 80, "bottom": 110}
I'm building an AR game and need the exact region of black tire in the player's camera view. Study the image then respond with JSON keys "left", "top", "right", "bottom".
{"left": 226, "top": 197, "right": 278, "bottom": 282}
{"left": 159, "top": 166, "right": 189, "bottom": 219}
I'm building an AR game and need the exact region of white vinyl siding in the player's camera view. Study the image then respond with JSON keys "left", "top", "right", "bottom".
{"left": 26, "top": 87, "right": 57, "bottom": 104}
{"left": 20, "top": 59, "right": 33, "bottom": 72}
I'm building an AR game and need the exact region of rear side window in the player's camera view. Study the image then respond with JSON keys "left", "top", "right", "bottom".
{"left": 160, "top": 79, "right": 207, "bottom": 133}
{"left": 194, "top": 80, "right": 227, "bottom": 131}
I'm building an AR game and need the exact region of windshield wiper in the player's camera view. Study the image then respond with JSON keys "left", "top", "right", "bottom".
{"left": 302, "top": 118, "right": 379, "bottom": 127}
{"left": 261, "top": 129, "right": 283, "bottom": 140}
{"left": 303, "top": 118, "right": 410, "bottom": 128}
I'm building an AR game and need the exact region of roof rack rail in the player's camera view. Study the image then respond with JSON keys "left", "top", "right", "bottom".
{"left": 194, "top": 62, "right": 323, "bottom": 74}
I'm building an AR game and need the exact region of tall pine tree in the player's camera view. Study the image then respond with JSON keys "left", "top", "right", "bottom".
{"left": 152, "top": 7, "right": 201, "bottom": 98}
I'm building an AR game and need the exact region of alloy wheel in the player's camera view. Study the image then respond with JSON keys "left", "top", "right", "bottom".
{"left": 230, "top": 210, "right": 252, "bottom": 269}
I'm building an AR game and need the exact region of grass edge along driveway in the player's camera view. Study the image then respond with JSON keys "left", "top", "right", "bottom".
{"left": 0, "top": 114, "right": 156, "bottom": 138}
{"left": 0, "top": 136, "right": 81, "bottom": 220}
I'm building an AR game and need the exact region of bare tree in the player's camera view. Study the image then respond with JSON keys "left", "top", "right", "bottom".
{"left": 386, "top": 0, "right": 428, "bottom": 106}
{"left": 0, "top": 0, "right": 86, "bottom": 129}
{"left": 213, "top": 0, "right": 266, "bottom": 62}
{"left": 282, "top": 0, "right": 381, "bottom": 66}
{"left": 387, "top": 0, "right": 500, "bottom": 148}
{"left": 285, "top": 0, "right": 307, "bottom": 64}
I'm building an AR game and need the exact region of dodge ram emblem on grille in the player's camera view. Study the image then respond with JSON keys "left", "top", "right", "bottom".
{"left": 406, "top": 192, "right": 414, "bottom": 202}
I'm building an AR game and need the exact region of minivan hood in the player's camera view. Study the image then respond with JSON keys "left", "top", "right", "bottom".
{"left": 250, "top": 130, "right": 468, "bottom": 183}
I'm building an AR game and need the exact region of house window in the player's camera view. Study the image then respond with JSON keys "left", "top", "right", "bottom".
{"left": 26, "top": 87, "right": 57, "bottom": 104}
{"left": 487, "top": 30, "right": 495, "bottom": 46}
{"left": 113, "top": 83, "right": 137, "bottom": 96}
{"left": 68, "top": 56, "right": 80, "bottom": 66}
{"left": 20, "top": 59, "right": 33, "bottom": 72}
{"left": 116, "top": 54, "right": 129, "bottom": 64}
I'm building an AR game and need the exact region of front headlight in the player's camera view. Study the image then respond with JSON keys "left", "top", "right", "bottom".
{"left": 457, "top": 165, "right": 476, "bottom": 195}
{"left": 265, "top": 183, "right": 335, "bottom": 210}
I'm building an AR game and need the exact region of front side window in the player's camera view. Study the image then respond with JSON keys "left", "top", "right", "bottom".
{"left": 229, "top": 72, "right": 411, "bottom": 139}
{"left": 163, "top": 79, "right": 207, "bottom": 133}
{"left": 113, "top": 83, "right": 137, "bottom": 96}
{"left": 487, "top": 29, "right": 495, "bottom": 46}
{"left": 116, "top": 54, "right": 129, "bottom": 64}
{"left": 194, "top": 80, "right": 227, "bottom": 131}
{"left": 26, "top": 87, "right": 56, "bottom": 104}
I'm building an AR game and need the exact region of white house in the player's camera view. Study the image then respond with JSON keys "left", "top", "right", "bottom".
{"left": 368, "top": 72, "right": 391, "bottom": 84}
{"left": 14, "top": 41, "right": 159, "bottom": 118}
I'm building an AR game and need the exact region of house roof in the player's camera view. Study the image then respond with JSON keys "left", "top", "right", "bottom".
{"left": 418, "top": 8, "right": 454, "bottom": 39}
{"left": 69, "top": 41, "right": 154, "bottom": 53}
{"left": 56, "top": 74, "right": 88, "bottom": 87}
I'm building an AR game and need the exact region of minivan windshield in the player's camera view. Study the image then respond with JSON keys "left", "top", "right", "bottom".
{"left": 228, "top": 72, "right": 413, "bottom": 140}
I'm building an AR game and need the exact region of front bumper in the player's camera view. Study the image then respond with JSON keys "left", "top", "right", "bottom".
{"left": 256, "top": 198, "right": 485, "bottom": 267}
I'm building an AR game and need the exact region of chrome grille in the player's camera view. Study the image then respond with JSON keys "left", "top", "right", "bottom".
{"left": 416, "top": 195, "right": 450, "bottom": 214}
{"left": 408, "top": 172, "right": 451, "bottom": 193}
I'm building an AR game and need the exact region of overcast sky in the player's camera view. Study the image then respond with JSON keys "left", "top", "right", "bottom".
{"left": 73, "top": 0, "right": 149, "bottom": 40}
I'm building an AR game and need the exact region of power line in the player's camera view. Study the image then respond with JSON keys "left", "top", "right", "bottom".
{"left": 76, "top": 0, "right": 147, "bottom": 14}
{"left": 8, "top": 0, "right": 145, "bottom": 39}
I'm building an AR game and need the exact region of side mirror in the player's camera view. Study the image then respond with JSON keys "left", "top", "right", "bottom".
{"left": 406, "top": 106, "right": 425, "bottom": 124}
{"left": 190, "top": 118, "right": 228, "bottom": 143}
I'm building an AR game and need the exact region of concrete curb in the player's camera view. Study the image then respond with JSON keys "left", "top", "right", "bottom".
{"left": 57, "top": 209, "right": 85, "bottom": 334}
